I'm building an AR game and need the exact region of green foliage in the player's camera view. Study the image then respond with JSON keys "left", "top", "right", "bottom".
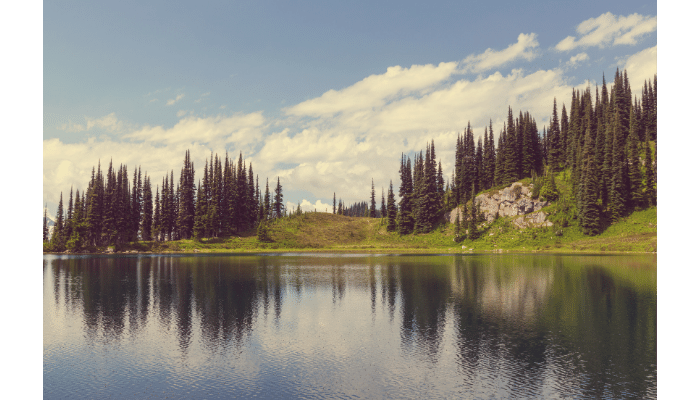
{"left": 257, "top": 221, "right": 272, "bottom": 242}
{"left": 539, "top": 169, "right": 559, "bottom": 202}
{"left": 453, "top": 214, "right": 462, "bottom": 242}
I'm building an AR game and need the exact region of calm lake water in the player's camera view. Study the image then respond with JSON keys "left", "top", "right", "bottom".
{"left": 43, "top": 253, "right": 656, "bottom": 399}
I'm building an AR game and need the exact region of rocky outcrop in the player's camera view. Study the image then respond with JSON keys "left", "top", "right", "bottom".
{"left": 447, "top": 182, "right": 551, "bottom": 228}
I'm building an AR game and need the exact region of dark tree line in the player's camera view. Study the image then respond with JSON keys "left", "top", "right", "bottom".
{"left": 359, "top": 69, "right": 656, "bottom": 237}
{"left": 45, "top": 150, "right": 284, "bottom": 251}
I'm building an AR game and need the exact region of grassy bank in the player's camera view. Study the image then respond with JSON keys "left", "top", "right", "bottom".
{"left": 56, "top": 205, "right": 656, "bottom": 254}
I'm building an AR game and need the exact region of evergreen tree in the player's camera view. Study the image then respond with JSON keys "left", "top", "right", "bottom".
{"left": 370, "top": 179, "right": 377, "bottom": 218}
{"left": 44, "top": 203, "right": 48, "bottom": 242}
{"left": 627, "top": 113, "right": 644, "bottom": 211}
{"left": 386, "top": 181, "right": 397, "bottom": 232}
{"left": 549, "top": 98, "right": 561, "bottom": 171}
{"left": 273, "top": 177, "right": 284, "bottom": 218}
{"left": 264, "top": 178, "right": 271, "bottom": 219}
{"left": 579, "top": 123, "right": 600, "bottom": 235}
{"left": 539, "top": 167, "right": 559, "bottom": 202}
{"left": 333, "top": 192, "right": 336, "bottom": 214}
{"left": 257, "top": 220, "right": 271, "bottom": 242}
{"left": 153, "top": 186, "right": 161, "bottom": 241}
{"left": 453, "top": 213, "right": 461, "bottom": 242}
{"left": 644, "top": 128, "right": 656, "bottom": 206}
{"left": 177, "top": 151, "right": 195, "bottom": 239}
{"left": 380, "top": 188, "right": 386, "bottom": 218}
{"left": 142, "top": 175, "right": 153, "bottom": 241}
{"left": 193, "top": 181, "right": 206, "bottom": 240}
{"left": 467, "top": 184, "right": 478, "bottom": 241}
{"left": 50, "top": 192, "right": 65, "bottom": 250}
{"left": 397, "top": 154, "right": 414, "bottom": 234}
{"left": 609, "top": 111, "right": 627, "bottom": 222}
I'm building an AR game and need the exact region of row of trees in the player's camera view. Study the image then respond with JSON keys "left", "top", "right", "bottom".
{"left": 347, "top": 69, "right": 656, "bottom": 237}
{"left": 45, "top": 151, "right": 285, "bottom": 251}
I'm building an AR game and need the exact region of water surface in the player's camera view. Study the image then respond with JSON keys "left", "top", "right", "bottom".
{"left": 44, "top": 253, "right": 656, "bottom": 399}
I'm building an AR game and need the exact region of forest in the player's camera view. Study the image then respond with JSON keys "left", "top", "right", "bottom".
{"left": 44, "top": 68, "right": 656, "bottom": 252}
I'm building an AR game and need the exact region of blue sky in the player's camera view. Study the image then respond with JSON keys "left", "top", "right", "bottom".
{"left": 42, "top": 0, "right": 657, "bottom": 214}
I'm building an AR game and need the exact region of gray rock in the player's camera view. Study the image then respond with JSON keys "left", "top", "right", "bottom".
{"left": 447, "top": 182, "right": 550, "bottom": 227}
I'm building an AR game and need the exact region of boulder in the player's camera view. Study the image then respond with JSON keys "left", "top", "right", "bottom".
{"left": 447, "top": 182, "right": 550, "bottom": 226}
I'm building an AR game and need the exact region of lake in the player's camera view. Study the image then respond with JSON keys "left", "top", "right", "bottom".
{"left": 43, "top": 253, "right": 656, "bottom": 399}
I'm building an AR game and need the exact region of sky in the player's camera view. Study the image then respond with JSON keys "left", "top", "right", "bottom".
{"left": 41, "top": 0, "right": 658, "bottom": 215}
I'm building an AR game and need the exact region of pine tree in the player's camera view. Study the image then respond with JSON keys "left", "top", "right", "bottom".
{"left": 386, "top": 181, "right": 397, "bottom": 232}
{"left": 453, "top": 213, "right": 461, "bottom": 242}
{"left": 539, "top": 167, "right": 559, "bottom": 202}
{"left": 44, "top": 203, "right": 49, "bottom": 242}
{"left": 627, "top": 113, "right": 644, "bottom": 211}
{"left": 153, "top": 186, "right": 161, "bottom": 241}
{"left": 579, "top": 122, "right": 600, "bottom": 235}
{"left": 467, "top": 184, "right": 478, "bottom": 241}
{"left": 50, "top": 192, "right": 65, "bottom": 250}
{"left": 264, "top": 178, "right": 271, "bottom": 219}
{"left": 644, "top": 128, "right": 656, "bottom": 207}
{"left": 370, "top": 179, "right": 377, "bottom": 218}
{"left": 142, "top": 175, "right": 153, "bottom": 241}
{"left": 193, "top": 181, "right": 206, "bottom": 240}
{"left": 273, "top": 177, "right": 283, "bottom": 218}
{"left": 333, "top": 192, "right": 336, "bottom": 214}
{"left": 609, "top": 111, "right": 627, "bottom": 222}
{"left": 397, "top": 154, "right": 414, "bottom": 234}
{"left": 380, "top": 188, "right": 386, "bottom": 218}
{"left": 549, "top": 98, "right": 561, "bottom": 171}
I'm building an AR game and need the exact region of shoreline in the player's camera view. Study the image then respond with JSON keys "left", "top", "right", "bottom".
{"left": 43, "top": 248, "right": 657, "bottom": 256}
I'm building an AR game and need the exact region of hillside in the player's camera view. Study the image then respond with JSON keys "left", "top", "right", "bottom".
{"left": 82, "top": 203, "right": 655, "bottom": 254}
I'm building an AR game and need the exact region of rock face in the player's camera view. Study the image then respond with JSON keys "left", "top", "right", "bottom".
{"left": 447, "top": 182, "right": 551, "bottom": 228}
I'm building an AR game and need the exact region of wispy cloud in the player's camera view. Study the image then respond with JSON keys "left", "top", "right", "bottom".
{"left": 166, "top": 94, "right": 185, "bottom": 106}
{"left": 461, "top": 33, "right": 539, "bottom": 73}
{"left": 566, "top": 52, "right": 589, "bottom": 68}
{"left": 57, "top": 112, "right": 125, "bottom": 133}
{"left": 555, "top": 12, "right": 656, "bottom": 52}
{"left": 124, "top": 112, "right": 266, "bottom": 148}
{"left": 623, "top": 46, "right": 657, "bottom": 97}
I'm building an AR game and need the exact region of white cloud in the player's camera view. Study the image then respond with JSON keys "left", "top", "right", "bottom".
{"left": 285, "top": 62, "right": 459, "bottom": 118}
{"left": 124, "top": 112, "right": 266, "bottom": 148}
{"left": 176, "top": 110, "right": 187, "bottom": 117}
{"left": 255, "top": 67, "right": 578, "bottom": 204}
{"left": 555, "top": 12, "right": 656, "bottom": 51}
{"left": 461, "top": 33, "right": 539, "bottom": 73}
{"left": 57, "top": 112, "right": 125, "bottom": 133}
{"left": 623, "top": 45, "right": 657, "bottom": 97}
{"left": 566, "top": 52, "right": 589, "bottom": 67}
{"left": 286, "top": 199, "right": 333, "bottom": 213}
{"left": 166, "top": 94, "right": 185, "bottom": 106}
{"left": 43, "top": 138, "right": 216, "bottom": 206}
{"left": 194, "top": 92, "right": 210, "bottom": 104}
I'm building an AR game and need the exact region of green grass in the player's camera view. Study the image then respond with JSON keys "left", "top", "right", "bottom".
{"left": 64, "top": 205, "right": 655, "bottom": 254}
{"left": 50, "top": 170, "right": 656, "bottom": 255}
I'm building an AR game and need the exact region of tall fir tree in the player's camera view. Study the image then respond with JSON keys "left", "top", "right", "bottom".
{"left": 397, "top": 154, "right": 414, "bottom": 234}
{"left": 386, "top": 181, "right": 397, "bottom": 231}
{"left": 467, "top": 184, "right": 478, "bottom": 241}
{"left": 380, "top": 188, "right": 386, "bottom": 218}
{"left": 579, "top": 122, "right": 600, "bottom": 235}
{"left": 644, "top": 128, "right": 656, "bottom": 207}
{"left": 273, "top": 177, "right": 284, "bottom": 218}
{"left": 142, "top": 175, "right": 153, "bottom": 241}
{"left": 627, "top": 109, "right": 644, "bottom": 211}
{"left": 50, "top": 192, "right": 65, "bottom": 250}
{"left": 370, "top": 179, "right": 377, "bottom": 218}
{"left": 43, "top": 204, "right": 49, "bottom": 242}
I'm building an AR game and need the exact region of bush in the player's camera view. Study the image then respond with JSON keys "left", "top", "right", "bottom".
{"left": 539, "top": 170, "right": 559, "bottom": 202}
{"left": 257, "top": 221, "right": 272, "bottom": 242}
